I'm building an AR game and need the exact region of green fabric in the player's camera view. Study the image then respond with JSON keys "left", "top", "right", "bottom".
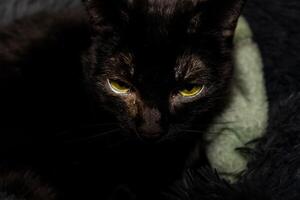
{"left": 205, "top": 17, "right": 269, "bottom": 181}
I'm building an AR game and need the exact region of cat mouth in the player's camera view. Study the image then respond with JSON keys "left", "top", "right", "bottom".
{"left": 135, "top": 131, "right": 163, "bottom": 142}
{"left": 134, "top": 128, "right": 166, "bottom": 142}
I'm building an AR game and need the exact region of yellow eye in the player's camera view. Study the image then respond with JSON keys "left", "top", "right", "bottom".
{"left": 179, "top": 85, "right": 204, "bottom": 97}
{"left": 108, "top": 79, "right": 130, "bottom": 94}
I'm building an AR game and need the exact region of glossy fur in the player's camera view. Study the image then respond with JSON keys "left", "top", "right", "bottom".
{"left": 0, "top": 0, "right": 245, "bottom": 199}
{"left": 82, "top": 0, "right": 245, "bottom": 140}
{"left": 3, "top": 0, "right": 298, "bottom": 200}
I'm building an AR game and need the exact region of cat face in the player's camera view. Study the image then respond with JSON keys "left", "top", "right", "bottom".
{"left": 83, "top": 0, "right": 246, "bottom": 140}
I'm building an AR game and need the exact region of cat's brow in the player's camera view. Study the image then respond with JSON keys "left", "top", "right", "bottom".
{"left": 119, "top": 53, "right": 135, "bottom": 76}
{"left": 108, "top": 53, "right": 135, "bottom": 76}
{"left": 175, "top": 55, "right": 205, "bottom": 81}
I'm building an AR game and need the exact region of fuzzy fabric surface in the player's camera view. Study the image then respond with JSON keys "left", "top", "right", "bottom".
{"left": 168, "top": 94, "right": 300, "bottom": 200}
{"left": 0, "top": 0, "right": 299, "bottom": 199}
{"left": 205, "top": 17, "right": 268, "bottom": 181}
{"left": 244, "top": 0, "right": 300, "bottom": 102}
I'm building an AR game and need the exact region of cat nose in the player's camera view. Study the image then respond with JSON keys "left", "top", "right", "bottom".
{"left": 136, "top": 107, "right": 167, "bottom": 140}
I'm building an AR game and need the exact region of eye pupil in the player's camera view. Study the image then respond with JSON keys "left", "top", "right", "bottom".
{"left": 186, "top": 85, "right": 195, "bottom": 91}
{"left": 179, "top": 85, "right": 204, "bottom": 97}
{"left": 108, "top": 79, "right": 130, "bottom": 94}
{"left": 115, "top": 82, "right": 125, "bottom": 88}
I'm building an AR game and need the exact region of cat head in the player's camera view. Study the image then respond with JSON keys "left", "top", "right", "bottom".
{"left": 82, "top": 0, "right": 246, "bottom": 141}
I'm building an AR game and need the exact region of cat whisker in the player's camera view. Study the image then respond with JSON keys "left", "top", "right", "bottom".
{"left": 179, "top": 129, "right": 201, "bottom": 133}
{"left": 105, "top": 137, "right": 131, "bottom": 149}
{"left": 162, "top": 128, "right": 200, "bottom": 142}
{"left": 55, "top": 123, "right": 119, "bottom": 138}
{"left": 66, "top": 128, "right": 121, "bottom": 144}
{"left": 80, "top": 123, "right": 119, "bottom": 128}
{"left": 211, "top": 121, "right": 235, "bottom": 124}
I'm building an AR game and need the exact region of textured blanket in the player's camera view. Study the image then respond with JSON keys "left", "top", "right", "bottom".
{"left": 0, "top": 0, "right": 299, "bottom": 199}
{"left": 205, "top": 17, "right": 268, "bottom": 181}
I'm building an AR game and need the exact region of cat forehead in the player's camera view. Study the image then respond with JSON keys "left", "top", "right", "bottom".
{"left": 126, "top": 0, "right": 209, "bottom": 25}
{"left": 175, "top": 54, "right": 206, "bottom": 80}
{"left": 127, "top": 0, "right": 208, "bottom": 12}
{"left": 107, "top": 52, "right": 205, "bottom": 81}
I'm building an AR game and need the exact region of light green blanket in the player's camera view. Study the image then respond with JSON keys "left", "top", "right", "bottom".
{"left": 205, "top": 17, "right": 268, "bottom": 181}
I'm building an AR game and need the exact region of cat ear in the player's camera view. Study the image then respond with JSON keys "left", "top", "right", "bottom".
{"left": 189, "top": 0, "right": 246, "bottom": 38}
{"left": 82, "top": 0, "right": 131, "bottom": 32}
{"left": 212, "top": 0, "right": 247, "bottom": 37}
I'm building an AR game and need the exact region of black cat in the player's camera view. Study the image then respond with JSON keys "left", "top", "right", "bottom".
{"left": 0, "top": 0, "right": 245, "bottom": 199}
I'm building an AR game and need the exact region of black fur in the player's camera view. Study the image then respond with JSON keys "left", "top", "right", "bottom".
{"left": 0, "top": 0, "right": 245, "bottom": 199}
{"left": 0, "top": 0, "right": 299, "bottom": 200}
{"left": 0, "top": 170, "right": 55, "bottom": 200}
{"left": 81, "top": 0, "right": 245, "bottom": 140}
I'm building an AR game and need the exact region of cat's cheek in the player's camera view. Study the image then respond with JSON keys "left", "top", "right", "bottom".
{"left": 170, "top": 95, "right": 197, "bottom": 113}
{"left": 122, "top": 93, "right": 138, "bottom": 118}
{"left": 99, "top": 79, "right": 138, "bottom": 118}
{"left": 169, "top": 96, "right": 184, "bottom": 114}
